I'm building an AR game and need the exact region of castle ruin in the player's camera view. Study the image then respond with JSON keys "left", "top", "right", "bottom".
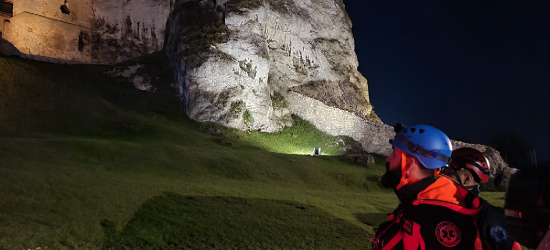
{"left": 0, "top": 0, "right": 171, "bottom": 64}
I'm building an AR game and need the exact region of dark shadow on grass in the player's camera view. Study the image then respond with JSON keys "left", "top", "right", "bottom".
{"left": 355, "top": 213, "right": 390, "bottom": 227}
{"left": 101, "top": 192, "right": 370, "bottom": 249}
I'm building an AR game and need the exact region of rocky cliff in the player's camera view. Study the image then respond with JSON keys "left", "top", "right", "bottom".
{"left": 164, "top": 0, "right": 374, "bottom": 133}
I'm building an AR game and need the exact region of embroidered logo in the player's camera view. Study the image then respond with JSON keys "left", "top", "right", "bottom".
{"left": 490, "top": 226, "right": 508, "bottom": 243}
{"left": 435, "top": 221, "right": 462, "bottom": 247}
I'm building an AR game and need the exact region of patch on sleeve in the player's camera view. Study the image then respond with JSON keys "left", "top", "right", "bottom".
{"left": 402, "top": 219, "right": 413, "bottom": 235}
{"left": 490, "top": 226, "right": 508, "bottom": 243}
{"left": 435, "top": 221, "right": 462, "bottom": 247}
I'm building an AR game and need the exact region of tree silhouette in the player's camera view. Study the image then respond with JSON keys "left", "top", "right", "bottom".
{"left": 488, "top": 132, "right": 536, "bottom": 169}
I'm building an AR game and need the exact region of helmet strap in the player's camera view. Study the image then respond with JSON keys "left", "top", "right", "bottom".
{"left": 451, "top": 168, "right": 464, "bottom": 186}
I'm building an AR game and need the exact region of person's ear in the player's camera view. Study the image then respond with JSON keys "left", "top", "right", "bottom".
{"left": 405, "top": 157, "right": 422, "bottom": 171}
{"left": 463, "top": 171, "right": 475, "bottom": 185}
{"left": 406, "top": 156, "right": 416, "bottom": 166}
{"left": 403, "top": 157, "right": 416, "bottom": 177}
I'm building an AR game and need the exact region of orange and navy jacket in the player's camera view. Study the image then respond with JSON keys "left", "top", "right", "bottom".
{"left": 476, "top": 196, "right": 522, "bottom": 250}
{"left": 372, "top": 175, "right": 483, "bottom": 250}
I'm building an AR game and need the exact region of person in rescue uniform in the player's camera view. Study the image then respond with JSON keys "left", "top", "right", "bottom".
{"left": 372, "top": 124, "right": 483, "bottom": 249}
{"left": 441, "top": 147, "right": 521, "bottom": 250}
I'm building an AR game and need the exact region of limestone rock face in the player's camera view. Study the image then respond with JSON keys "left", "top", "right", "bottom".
{"left": 89, "top": 0, "right": 172, "bottom": 62}
{"left": 165, "top": 0, "right": 374, "bottom": 133}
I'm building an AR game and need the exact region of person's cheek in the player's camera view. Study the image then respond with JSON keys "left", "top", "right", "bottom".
{"left": 387, "top": 155, "right": 400, "bottom": 171}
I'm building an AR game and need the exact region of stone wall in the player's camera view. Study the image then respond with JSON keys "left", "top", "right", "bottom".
{"left": 14, "top": 0, "right": 94, "bottom": 28}
{"left": 286, "top": 91, "right": 393, "bottom": 156}
{"left": 286, "top": 92, "right": 515, "bottom": 186}
{"left": 3, "top": 0, "right": 95, "bottom": 62}
{"left": 3, "top": 12, "right": 93, "bottom": 62}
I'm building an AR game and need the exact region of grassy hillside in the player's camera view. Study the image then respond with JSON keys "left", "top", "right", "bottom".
{"left": 0, "top": 54, "right": 506, "bottom": 249}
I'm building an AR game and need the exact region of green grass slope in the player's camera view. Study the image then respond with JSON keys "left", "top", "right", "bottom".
{"left": 0, "top": 54, "right": 506, "bottom": 249}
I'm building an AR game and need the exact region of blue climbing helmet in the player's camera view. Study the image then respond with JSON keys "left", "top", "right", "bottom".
{"left": 390, "top": 124, "right": 452, "bottom": 169}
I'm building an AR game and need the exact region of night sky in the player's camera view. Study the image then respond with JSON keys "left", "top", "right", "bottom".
{"left": 344, "top": 1, "right": 550, "bottom": 164}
